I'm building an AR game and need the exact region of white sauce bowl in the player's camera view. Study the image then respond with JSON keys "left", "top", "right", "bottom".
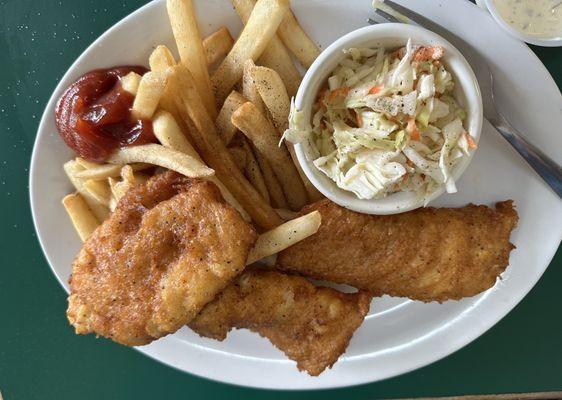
{"left": 482, "top": 0, "right": 562, "bottom": 47}
{"left": 294, "top": 23, "right": 483, "bottom": 215}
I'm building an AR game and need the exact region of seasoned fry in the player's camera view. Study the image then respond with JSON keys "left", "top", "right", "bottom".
{"left": 246, "top": 210, "right": 321, "bottom": 264}
{"left": 75, "top": 163, "right": 150, "bottom": 180}
{"left": 75, "top": 158, "right": 100, "bottom": 170}
{"left": 203, "top": 27, "right": 234, "bottom": 66}
{"left": 211, "top": 0, "right": 290, "bottom": 104}
{"left": 228, "top": 145, "right": 247, "bottom": 171}
{"left": 232, "top": 101, "right": 307, "bottom": 210}
{"left": 168, "top": 65, "right": 282, "bottom": 229}
{"left": 148, "top": 45, "right": 192, "bottom": 137}
{"left": 108, "top": 176, "right": 131, "bottom": 205}
{"left": 167, "top": 0, "right": 217, "bottom": 118}
{"left": 253, "top": 149, "right": 288, "bottom": 208}
{"left": 275, "top": 208, "right": 297, "bottom": 220}
{"left": 120, "top": 165, "right": 149, "bottom": 186}
{"left": 277, "top": 9, "right": 320, "bottom": 68}
{"left": 231, "top": 0, "right": 301, "bottom": 96}
{"left": 83, "top": 179, "right": 111, "bottom": 207}
{"left": 242, "top": 60, "right": 266, "bottom": 114}
{"left": 251, "top": 65, "right": 323, "bottom": 201}
{"left": 149, "top": 45, "right": 177, "bottom": 72}
{"left": 120, "top": 71, "right": 142, "bottom": 95}
{"left": 240, "top": 137, "right": 270, "bottom": 203}
{"left": 216, "top": 90, "right": 246, "bottom": 145}
{"left": 64, "top": 160, "right": 110, "bottom": 221}
{"left": 250, "top": 65, "right": 290, "bottom": 131}
{"left": 62, "top": 193, "right": 100, "bottom": 241}
{"left": 107, "top": 144, "right": 214, "bottom": 178}
{"left": 131, "top": 71, "right": 167, "bottom": 120}
{"left": 152, "top": 110, "right": 251, "bottom": 221}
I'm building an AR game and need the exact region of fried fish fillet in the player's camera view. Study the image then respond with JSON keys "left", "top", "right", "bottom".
{"left": 189, "top": 267, "right": 372, "bottom": 376}
{"left": 277, "top": 200, "right": 518, "bottom": 302}
{"left": 67, "top": 171, "right": 257, "bottom": 346}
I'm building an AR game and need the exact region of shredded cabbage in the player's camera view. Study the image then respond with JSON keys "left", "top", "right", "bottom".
{"left": 284, "top": 39, "right": 475, "bottom": 202}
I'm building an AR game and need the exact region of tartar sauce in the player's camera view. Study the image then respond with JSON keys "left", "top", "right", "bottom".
{"left": 493, "top": 0, "right": 562, "bottom": 38}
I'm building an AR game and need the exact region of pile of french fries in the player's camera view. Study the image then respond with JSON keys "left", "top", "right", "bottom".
{"left": 63, "top": 0, "right": 325, "bottom": 262}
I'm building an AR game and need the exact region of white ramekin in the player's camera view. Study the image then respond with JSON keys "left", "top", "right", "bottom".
{"left": 481, "top": 0, "right": 562, "bottom": 47}
{"left": 293, "top": 23, "right": 483, "bottom": 215}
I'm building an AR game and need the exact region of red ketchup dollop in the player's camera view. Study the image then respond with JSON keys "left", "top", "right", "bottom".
{"left": 55, "top": 66, "right": 157, "bottom": 162}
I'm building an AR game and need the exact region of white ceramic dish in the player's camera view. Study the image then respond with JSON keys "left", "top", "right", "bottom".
{"left": 30, "top": 0, "right": 562, "bottom": 390}
{"left": 294, "top": 23, "right": 483, "bottom": 215}
{"left": 478, "top": 0, "right": 562, "bottom": 47}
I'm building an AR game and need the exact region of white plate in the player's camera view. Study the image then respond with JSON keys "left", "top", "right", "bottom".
{"left": 30, "top": 0, "right": 562, "bottom": 390}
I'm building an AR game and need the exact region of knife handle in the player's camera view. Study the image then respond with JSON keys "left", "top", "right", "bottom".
{"left": 494, "top": 118, "right": 562, "bottom": 198}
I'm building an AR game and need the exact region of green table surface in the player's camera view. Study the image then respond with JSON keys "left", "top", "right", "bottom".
{"left": 1, "top": 0, "right": 561, "bottom": 399}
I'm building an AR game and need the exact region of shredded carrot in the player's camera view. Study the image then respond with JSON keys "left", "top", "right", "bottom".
{"left": 368, "top": 84, "right": 384, "bottom": 95}
{"left": 465, "top": 132, "right": 477, "bottom": 149}
{"left": 357, "top": 112, "right": 363, "bottom": 128}
{"left": 328, "top": 86, "right": 350, "bottom": 102}
{"left": 407, "top": 118, "right": 421, "bottom": 141}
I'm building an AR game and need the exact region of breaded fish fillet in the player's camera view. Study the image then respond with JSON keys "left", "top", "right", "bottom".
{"left": 277, "top": 200, "right": 518, "bottom": 302}
{"left": 67, "top": 171, "right": 257, "bottom": 346}
{"left": 189, "top": 268, "right": 372, "bottom": 376}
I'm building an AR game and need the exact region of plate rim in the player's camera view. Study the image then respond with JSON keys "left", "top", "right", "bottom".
{"left": 29, "top": 0, "right": 562, "bottom": 390}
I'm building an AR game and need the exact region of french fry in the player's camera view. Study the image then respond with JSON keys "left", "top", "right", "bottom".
{"left": 231, "top": 101, "right": 307, "bottom": 210}
{"left": 83, "top": 179, "right": 111, "bottom": 207}
{"left": 152, "top": 109, "right": 251, "bottom": 221}
{"left": 232, "top": 0, "right": 301, "bottom": 96}
{"left": 251, "top": 65, "right": 323, "bottom": 201}
{"left": 249, "top": 65, "right": 290, "bottom": 132}
{"left": 216, "top": 90, "right": 246, "bottom": 145}
{"left": 242, "top": 60, "right": 266, "bottom": 114}
{"left": 121, "top": 71, "right": 142, "bottom": 95}
{"left": 211, "top": 0, "right": 290, "bottom": 105}
{"left": 75, "top": 158, "right": 101, "bottom": 170}
{"left": 76, "top": 164, "right": 121, "bottom": 180}
{"left": 167, "top": 0, "right": 217, "bottom": 119}
{"left": 120, "top": 165, "right": 149, "bottom": 186}
{"left": 64, "top": 160, "right": 110, "bottom": 221}
{"left": 108, "top": 177, "right": 131, "bottom": 206}
{"left": 246, "top": 210, "right": 321, "bottom": 264}
{"left": 215, "top": 90, "right": 271, "bottom": 204}
{"left": 149, "top": 45, "right": 177, "bottom": 72}
{"left": 275, "top": 208, "right": 297, "bottom": 220}
{"left": 253, "top": 149, "right": 288, "bottom": 208}
{"left": 74, "top": 163, "right": 150, "bottom": 180}
{"left": 228, "top": 145, "right": 247, "bottom": 171}
{"left": 277, "top": 9, "right": 321, "bottom": 69}
{"left": 62, "top": 193, "right": 100, "bottom": 241}
{"left": 132, "top": 71, "right": 167, "bottom": 120}
{"left": 148, "top": 45, "right": 193, "bottom": 137}
{"left": 167, "top": 64, "right": 282, "bottom": 229}
{"left": 202, "top": 27, "right": 234, "bottom": 66}
{"left": 107, "top": 144, "right": 214, "bottom": 178}
{"left": 240, "top": 137, "right": 270, "bottom": 203}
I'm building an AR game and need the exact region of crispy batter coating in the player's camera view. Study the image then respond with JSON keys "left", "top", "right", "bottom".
{"left": 190, "top": 267, "right": 372, "bottom": 376}
{"left": 67, "top": 171, "right": 257, "bottom": 346}
{"left": 277, "top": 200, "right": 518, "bottom": 302}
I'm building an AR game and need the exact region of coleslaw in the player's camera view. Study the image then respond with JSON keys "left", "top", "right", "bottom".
{"left": 284, "top": 39, "right": 477, "bottom": 202}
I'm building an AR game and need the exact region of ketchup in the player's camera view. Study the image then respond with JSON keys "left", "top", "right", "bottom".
{"left": 55, "top": 66, "right": 157, "bottom": 162}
